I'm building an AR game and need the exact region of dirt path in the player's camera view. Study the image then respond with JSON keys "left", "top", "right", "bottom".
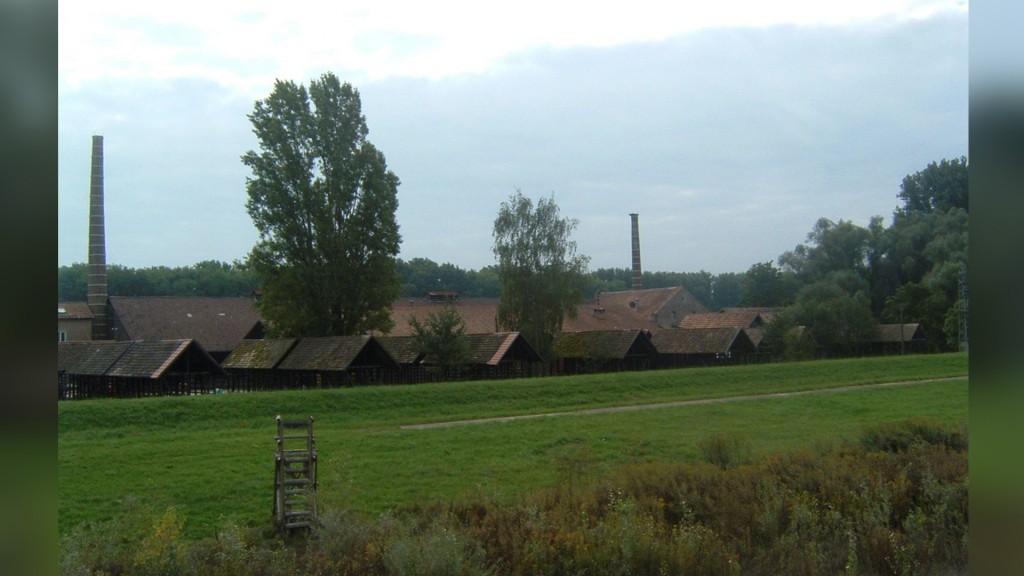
{"left": 399, "top": 376, "right": 967, "bottom": 430}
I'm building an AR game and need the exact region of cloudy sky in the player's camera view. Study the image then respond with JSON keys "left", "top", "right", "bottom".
{"left": 57, "top": 1, "right": 968, "bottom": 275}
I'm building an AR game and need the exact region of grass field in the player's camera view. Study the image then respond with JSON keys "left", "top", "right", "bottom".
{"left": 58, "top": 353, "right": 968, "bottom": 539}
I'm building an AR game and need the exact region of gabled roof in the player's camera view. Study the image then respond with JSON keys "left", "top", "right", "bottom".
{"left": 276, "top": 336, "right": 396, "bottom": 371}
{"left": 376, "top": 336, "right": 426, "bottom": 365}
{"left": 58, "top": 341, "right": 131, "bottom": 375}
{"left": 744, "top": 327, "right": 765, "bottom": 348}
{"left": 574, "top": 286, "right": 708, "bottom": 332}
{"left": 554, "top": 329, "right": 656, "bottom": 360}
{"left": 221, "top": 338, "right": 299, "bottom": 370}
{"left": 108, "top": 296, "right": 263, "bottom": 352}
{"left": 651, "top": 327, "right": 756, "bottom": 355}
{"left": 465, "top": 332, "right": 542, "bottom": 365}
{"left": 679, "top": 310, "right": 767, "bottom": 329}
{"left": 871, "top": 323, "right": 925, "bottom": 343}
{"left": 57, "top": 302, "right": 93, "bottom": 320}
{"left": 58, "top": 339, "right": 224, "bottom": 378}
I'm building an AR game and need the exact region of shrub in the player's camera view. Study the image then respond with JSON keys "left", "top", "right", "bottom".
{"left": 859, "top": 418, "right": 968, "bottom": 453}
{"left": 698, "top": 433, "right": 753, "bottom": 469}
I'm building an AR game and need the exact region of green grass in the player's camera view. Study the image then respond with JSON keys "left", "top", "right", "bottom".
{"left": 58, "top": 353, "right": 967, "bottom": 539}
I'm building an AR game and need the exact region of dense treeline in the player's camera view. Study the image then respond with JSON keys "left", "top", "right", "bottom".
{"left": 60, "top": 418, "right": 967, "bottom": 575}
{"left": 57, "top": 259, "right": 744, "bottom": 310}
{"left": 57, "top": 260, "right": 260, "bottom": 301}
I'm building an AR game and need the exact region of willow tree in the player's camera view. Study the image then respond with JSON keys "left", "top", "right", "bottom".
{"left": 492, "top": 191, "right": 589, "bottom": 359}
{"left": 243, "top": 73, "right": 401, "bottom": 336}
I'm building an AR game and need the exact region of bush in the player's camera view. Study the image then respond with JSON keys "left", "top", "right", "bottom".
{"left": 859, "top": 418, "right": 968, "bottom": 453}
{"left": 698, "top": 433, "right": 753, "bottom": 469}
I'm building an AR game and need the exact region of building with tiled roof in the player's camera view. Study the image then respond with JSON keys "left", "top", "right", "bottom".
{"left": 58, "top": 302, "right": 94, "bottom": 342}
{"left": 553, "top": 329, "right": 658, "bottom": 373}
{"left": 678, "top": 308, "right": 772, "bottom": 330}
{"left": 866, "top": 323, "right": 927, "bottom": 354}
{"left": 651, "top": 327, "right": 760, "bottom": 367}
{"left": 58, "top": 339, "right": 224, "bottom": 399}
{"left": 108, "top": 296, "right": 264, "bottom": 361}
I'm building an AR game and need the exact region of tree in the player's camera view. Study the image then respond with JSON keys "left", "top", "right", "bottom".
{"left": 242, "top": 73, "right": 401, "bottom": 337}
{"left": 789, "top": 280, "right": 877, "bottom": 357}
{"left": 896, "top": 156, "right": 968, "bottom": 218}
{"left": 779, "top": 217, "right": 872, "bottom": 284}
{"left": 492, "top": 191, "right": 589, "bottom": 359}
{"left": 408, "top": 306, "right": 470, "bottom": 371}
{"left": 740, "top": 261, "right": 798, "bottom": 307}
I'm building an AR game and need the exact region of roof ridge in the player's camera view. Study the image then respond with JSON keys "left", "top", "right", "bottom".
{"left": 148, "top": 339, "right": 192, "bottom": 379}
{"left": 488, "top": 333, "right": 516, "bottom": 366}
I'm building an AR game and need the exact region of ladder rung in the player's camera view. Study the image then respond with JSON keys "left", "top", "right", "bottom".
{"left": 283, "top": 479, "right": 310, "bottom": 486}
{"left": 285, "top": 521, "right": 311, "bottom": 529}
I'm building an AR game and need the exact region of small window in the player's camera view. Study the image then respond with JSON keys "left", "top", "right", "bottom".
{"left": 59, "top": 331, "right": 67, "bottom": 342}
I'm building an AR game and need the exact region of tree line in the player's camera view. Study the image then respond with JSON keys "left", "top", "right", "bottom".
{"left": 57, "top": 259, "right": 744, "bottom": 310}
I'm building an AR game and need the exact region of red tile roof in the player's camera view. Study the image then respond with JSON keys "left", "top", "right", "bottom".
{"left": 109, "top": 296, "right": 263, "bottom": 353}
{"left": 383, "top": 286, "right": 708, "bottom": 337}
{"left": 57, "top": 302, "right": 93, "bottom": 319}
{"left": 678, "top": 310, "right": 767, "bottom": 329}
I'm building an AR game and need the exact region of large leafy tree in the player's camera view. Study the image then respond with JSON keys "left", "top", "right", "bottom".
{"left": 779, "top": 217, "right": 872, "bottom": 285}
{"left": 243, "top": 73, "right": 401, "bottom": 336}
{"left": 740, "top": 261, "right": 799, "bottom": 307}
{"left": 492, "top": 191, "right": 589, "bottom": 359}
{"left": 896, "top": 156, "right": 968, "bottom": 218}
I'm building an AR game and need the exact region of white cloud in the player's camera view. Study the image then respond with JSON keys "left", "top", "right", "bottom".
{"left": 58, "top": 1, "right": 967, "bottom": 92}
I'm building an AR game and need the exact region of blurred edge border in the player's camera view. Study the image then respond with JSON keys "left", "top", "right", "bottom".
{"left": 0, "top": 0, "right": 58, "bottom": 575}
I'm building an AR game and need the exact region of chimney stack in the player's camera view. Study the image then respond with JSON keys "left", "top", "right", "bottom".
{"left": 630, "top": 213, "right": 642, "bottom": 290}
{"left": 88, "top": 135, "right": 110, "bottom": 340}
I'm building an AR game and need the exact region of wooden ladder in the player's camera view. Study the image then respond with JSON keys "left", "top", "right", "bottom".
{"left": 273, "top": 415, "right": 318, "bottom": 532}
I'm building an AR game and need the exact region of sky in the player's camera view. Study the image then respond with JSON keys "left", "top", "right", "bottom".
{"left": 57, "top": 1, "right": 968, "bottom": 275}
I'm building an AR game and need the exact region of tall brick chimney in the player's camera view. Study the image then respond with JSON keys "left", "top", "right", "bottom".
{"left": 88, "top": 135, "right": 110, "bottom": 340}
{"left": 630, "top": 213, "right": 642, "bottom": 290}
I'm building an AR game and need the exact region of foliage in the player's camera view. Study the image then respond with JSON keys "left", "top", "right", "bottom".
{"left": 772, "top": 157, "right": 968, "bottom": 354}
{"left": 789, "top": 279, "right": 878, "bottom": 357}
{"left": 242, "top": 72, "right": 401, "bottom": 337}
{"left": 396, "top": 258, "right": 501, "bottom": 298}
{"left": 58, "top": 260, "right": 258, "bottom": 301}
{"left": 779, "top": 218, "right": 872, "bottom": 285}
{"left": 492, "top": 190, "right": 589, "bottom": 358}
{"left": 896, "top": 156, "right": 969, "bottom": 218}
{"left": 408, "top": 306, "right": 470, "bottom": 369}
{"left": 740, "top": 261, "right": 799, "bottom": 307}
{"left": 698, "top": 433, "right": 753, "bottom": 470}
